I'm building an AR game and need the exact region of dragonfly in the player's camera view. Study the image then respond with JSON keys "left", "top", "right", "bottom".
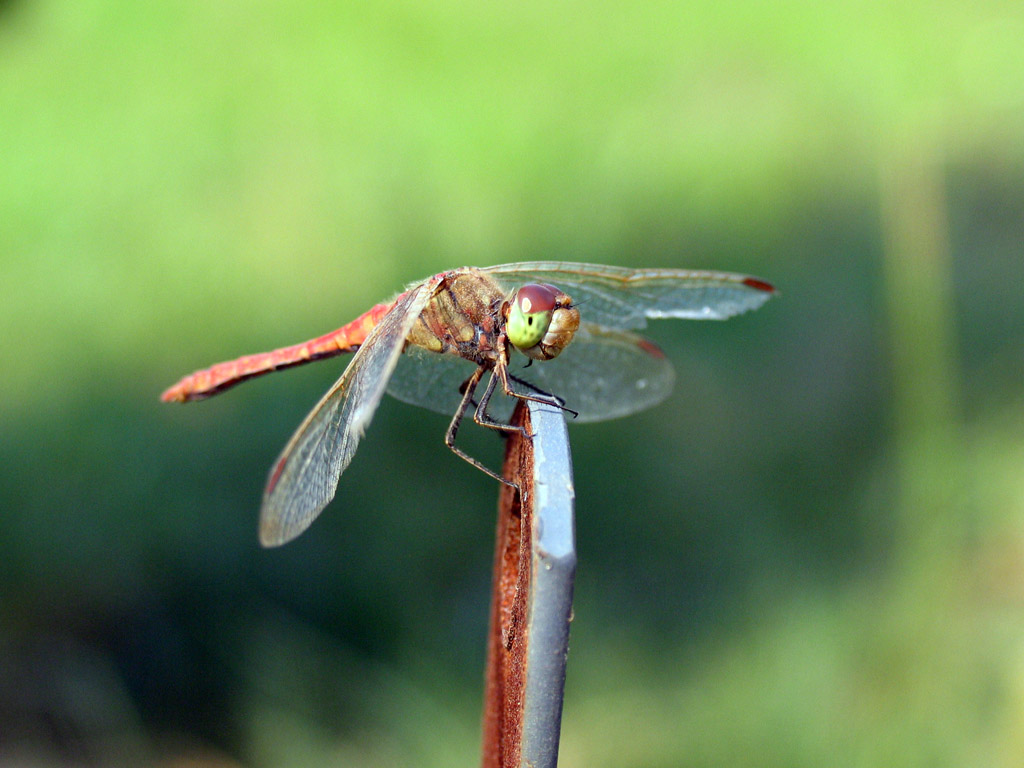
{"left": 162, "top": 262, "right": 774, "bottom": 546}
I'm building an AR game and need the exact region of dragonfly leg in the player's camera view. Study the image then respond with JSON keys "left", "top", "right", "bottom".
{"left": 471, "top": 368, "right": 529, "bottom": 438}
{"left": 445, "top": 367, "right": 517, "bottom": 488}
{"left": 496, "top": 359, "right": 578, "bottom": 420}
{"left": 505, "top": 372, "right": 578, "bottom": 419}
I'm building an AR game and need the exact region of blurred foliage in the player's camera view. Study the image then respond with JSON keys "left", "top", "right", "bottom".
{"left": 2, "top": 0, "right": 1024, "bottom": 765}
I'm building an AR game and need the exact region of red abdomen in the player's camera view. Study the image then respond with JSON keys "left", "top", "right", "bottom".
{"left": 161, "top": 299, "right": 398, "bottom": 402}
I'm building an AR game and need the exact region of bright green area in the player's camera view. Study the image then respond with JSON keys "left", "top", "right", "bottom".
{"left": 3, "top": 0, "right": 1024, "bottom": 765}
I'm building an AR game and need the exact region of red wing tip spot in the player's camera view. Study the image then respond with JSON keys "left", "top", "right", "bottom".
{"left": 743, "top": 277, "right": 776, "bottom": 293}
{"left": 637, "top": 338, "right": 666, "bottom": 359}
{"left": 267, "top": 459, "right": 286, "bottom": 495}
{"left": 160, "top": 385, "right": 186, "bottom": 402}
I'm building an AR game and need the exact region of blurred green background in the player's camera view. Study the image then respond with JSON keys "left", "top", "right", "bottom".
{"left": 3, "top": 0, "right": 1024, "bottom": 765}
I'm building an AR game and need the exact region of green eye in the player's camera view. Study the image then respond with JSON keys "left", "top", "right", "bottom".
{"left": 507, "top": 283, "right": 557, "bottom": 351}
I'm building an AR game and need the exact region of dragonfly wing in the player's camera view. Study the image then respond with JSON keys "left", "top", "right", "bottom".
{"left": 507, "top": 323, "right": 676, "bottom": 422}
{"left": 386, "top": 344, "right": 478, "bottom": 417}
{"left": 480, "top": 261, "right": 774, "bottom": 330}
{"left": 259, "top": 279, "right": 439, "bottom": 546}
{"left": 388, "top": 323, "right": 677, "bottom": 424}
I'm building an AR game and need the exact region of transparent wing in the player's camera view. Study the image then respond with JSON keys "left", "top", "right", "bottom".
{"left": 259, "top": 279, "right": 439, "bottom": 546}
{"left": 386, "top": 344, "right": 478, "bottom": 417}
{"left": 479, "top": 261, "right": 774, "bottom": 330}
{"left": 389, "top": 261, "right": 772, "bottom": 419}
{"left": 513, "top": 323, "right": 675, "bottom": 422}
{"left": 387, "top": 322, "right": 674, "bottom": 424}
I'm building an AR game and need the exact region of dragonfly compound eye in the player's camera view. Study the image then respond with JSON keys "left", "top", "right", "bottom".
{"left": 507, "top": 283, "right": 559, "bottom": 352}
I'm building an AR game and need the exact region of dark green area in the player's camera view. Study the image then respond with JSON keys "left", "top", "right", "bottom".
{"left": 3, "top": 0, "right": 1024, "bottom": 765}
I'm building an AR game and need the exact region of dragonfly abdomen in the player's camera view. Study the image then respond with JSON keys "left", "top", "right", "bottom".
{"left": 161, "top": 300, "right": 397, "bottom": 402}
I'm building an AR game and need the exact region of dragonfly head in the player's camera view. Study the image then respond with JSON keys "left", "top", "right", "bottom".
{"left": 505, "top": 283, "right": 580, "bottom": 361}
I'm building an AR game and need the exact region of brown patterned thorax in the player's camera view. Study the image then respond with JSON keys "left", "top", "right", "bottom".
{"left": 405, "top": 269, "right": 507, "bottom": 364}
